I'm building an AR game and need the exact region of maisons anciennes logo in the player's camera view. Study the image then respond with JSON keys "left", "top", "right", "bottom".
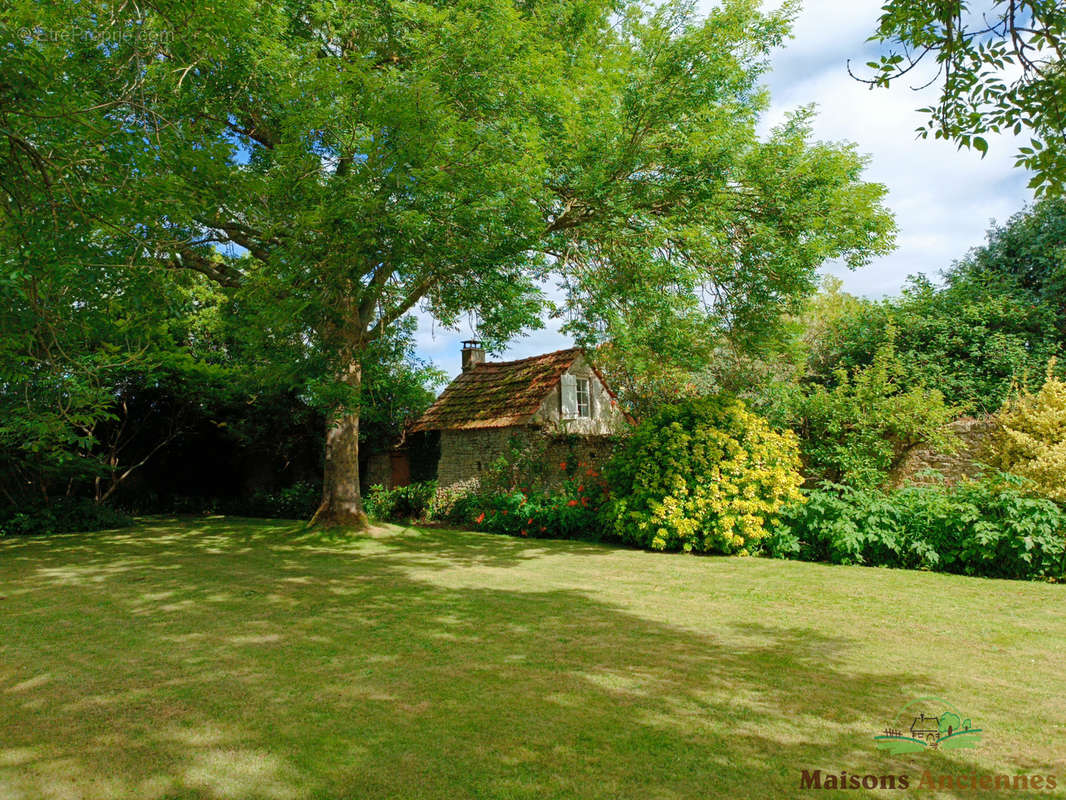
{"left": 799, "top": 696, "right": 1058, "bottom": 792}
{"left": 874, "top": 696, "right": 982, "bottom": 753}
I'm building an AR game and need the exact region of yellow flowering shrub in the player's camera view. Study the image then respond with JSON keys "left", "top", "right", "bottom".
{"left": 604, "top": 396, "right": 805, "bottom": 554}
{"left": 988, "top": 360, "right": 1066, "bottom": 504}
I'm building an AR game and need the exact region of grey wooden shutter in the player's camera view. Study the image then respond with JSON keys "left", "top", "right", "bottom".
{"left": 560, "top": 373, "right": 578, "bottom": 417}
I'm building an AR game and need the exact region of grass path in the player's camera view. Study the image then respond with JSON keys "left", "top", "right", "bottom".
{"left": 1, "top": 518, "right": 1064, "bottom": 799}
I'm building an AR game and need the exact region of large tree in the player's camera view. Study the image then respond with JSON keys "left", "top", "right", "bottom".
{"left": 3, "top": 0, "right": 894, "bottom": 525}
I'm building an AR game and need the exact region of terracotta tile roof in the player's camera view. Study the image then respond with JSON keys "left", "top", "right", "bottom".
{"left": 410, "top": 347, "right": 582, "bottom": 432}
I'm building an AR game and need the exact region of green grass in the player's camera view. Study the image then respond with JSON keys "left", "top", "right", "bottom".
{"left": 1, "top": 518, "right": 1064, "bottom": 799}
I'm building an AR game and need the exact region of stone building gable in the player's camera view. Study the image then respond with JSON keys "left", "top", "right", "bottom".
{"left": 410, "top": 345, "right": 628, "bottom": 489}
{"left": 411, "top": 348, "right": 583, "bottom": 432}
{"left": 530, "top": 352, "right": 626, "bottom": 435}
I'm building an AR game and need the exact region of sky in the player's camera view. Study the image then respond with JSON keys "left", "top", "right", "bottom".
{"left": 414, "top": 0, "right": 1036, "bottom": 377}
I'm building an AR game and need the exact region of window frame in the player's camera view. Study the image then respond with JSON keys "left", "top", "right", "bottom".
{"left": 575, "top": 377, "right": 591, "bottom": 418}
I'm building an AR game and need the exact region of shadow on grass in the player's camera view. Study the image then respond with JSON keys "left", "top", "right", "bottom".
{"left": 0, "top": 518, "right": 1054, "bottom": 799}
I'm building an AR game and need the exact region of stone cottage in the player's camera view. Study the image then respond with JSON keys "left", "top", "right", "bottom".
{"left": 408, "top": 341, "right": 629, "bottom": 489}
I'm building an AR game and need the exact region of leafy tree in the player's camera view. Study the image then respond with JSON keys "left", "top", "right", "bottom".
{"left": 3, "top": 0, "right": 895, "bottom": 525}
{"left": 857, "top": 0, "right": 1066, "bottom": 195}
{"left": 939, "top": 712, "right": 962, "bottom": 735}
{"left": 784, "top": 337, "right": 957, "bottom": 489}
{"left": 0, "top": 238, "right": 213, "bottom": 505}
{"left": 894, "top": 278, "right": 1058, "bottom": 411}
{"left": 792, "top": 276, "right": 871, "bottom": 381}
{"left": 781, "top": 201, "right": 1065, "bottom": 414}
{"left": 947, "top": 197, "right": 1066, "bottom": 336}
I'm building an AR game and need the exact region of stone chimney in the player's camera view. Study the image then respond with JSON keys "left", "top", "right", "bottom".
{"left": 461, "top": 340, "right": 485, "bottom": 372}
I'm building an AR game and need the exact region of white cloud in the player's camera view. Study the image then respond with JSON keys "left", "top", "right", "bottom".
{"left": 415, "top": 0, "right": 1035, "bottom": 375}
{"left": 763, "top": 0, "right": 1033, "bottom": 297}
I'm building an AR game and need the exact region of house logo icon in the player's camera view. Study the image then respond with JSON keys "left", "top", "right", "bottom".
{"left": 875, "top": 696, "right": 983, "bottom": 754}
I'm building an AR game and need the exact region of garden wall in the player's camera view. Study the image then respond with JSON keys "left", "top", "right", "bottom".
{"left": 891, "top": 416, "right": 996, "bottom": 487}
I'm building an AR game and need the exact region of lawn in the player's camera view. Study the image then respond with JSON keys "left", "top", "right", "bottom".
{"left": 1, "top": 518, "right": 1063, "bottom": 799}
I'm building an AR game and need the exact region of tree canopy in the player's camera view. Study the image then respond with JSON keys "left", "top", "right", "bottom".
{"left": 859, "top": 0, "right": 1066, "bottom": 195}
{"left": 3, "top": 0, "right": 895, "bottom": 523}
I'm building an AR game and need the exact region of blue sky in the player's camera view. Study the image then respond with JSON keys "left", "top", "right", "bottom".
{"left": 414, "top": 0, "right": 1035, "bottom": 377}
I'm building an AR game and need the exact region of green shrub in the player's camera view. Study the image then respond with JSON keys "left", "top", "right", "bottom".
{"left": 988, "top": 360, "right": 1066, "bottom": 503}
{"left": 237, "top": 482, "right": 321, "bottom": 519}
{"left": 426, "top": 483, "right": 469, "bottom": 522}
{"left": 120, "top": 484, "right": 322, "bottom": 519}
{"left": 604, "top": 396, "right": 804, "bottom": 554}
{"left": 450, "top": 465, "right": 611, "bottom": 541}
{"left": 786, "top": 337, "right": 956, "bottom": 489}
{"left": 764, "top": 476, "right": 1066, "bottom": 580}
{"left": 364, "top": 481, "right": 437, "bottom": 522}
{"left": 0, "top": 498, "right": 131, "bottom": 536}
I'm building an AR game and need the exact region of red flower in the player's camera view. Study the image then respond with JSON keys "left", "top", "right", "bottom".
{"left": 540, "top": 526, "right": 546, "bottom": 532}
{"left": 567, "top": 499, "right": 579, "bottom": 507}
{"left": 577, "top": 484, "right": 584, "bottom": 493}
{"left": 559, "top": 461, "right": 567, "bottom": 470}
{"left": 581, "top": 496, "right": 589, "bottom": 507}
{"left": 520, "top": 529, "right": 528, "bottom": 537}
{"left": 502, "top": 510, "right": 508, "bottom": 515}
{"left": 527, "top": 517, "right": 533, "bottom": 525}
{"left": 475, "top": 512, "right": 485, "bottom": 524}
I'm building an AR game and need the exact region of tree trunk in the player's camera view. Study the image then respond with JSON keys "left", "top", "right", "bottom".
{"left": 315, "top": 359, "right": 369, "bottom": 528}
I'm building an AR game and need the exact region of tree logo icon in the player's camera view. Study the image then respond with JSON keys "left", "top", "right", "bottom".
{"left": 875, "top": 696, "right": 983, "bottom": 754}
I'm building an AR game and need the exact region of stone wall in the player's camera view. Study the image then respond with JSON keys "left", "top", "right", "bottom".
{"left": 437, "top": 428, "right": 517, "bottom": 490}
{"left": 362, "top": 452, "right": 392, "bottom": 492}
{"left": 437, "top": 427, "right": 617, "bottom": 490}
{"left": 890, "top": 416, "right": 996, "bottom": 487}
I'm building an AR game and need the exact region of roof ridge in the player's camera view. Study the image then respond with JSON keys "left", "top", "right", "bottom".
{"left": 409, "top": 346, "right": 587, "bottom": 432}
{"left": 472, "top": 346, "right": 582, "bottom": 370}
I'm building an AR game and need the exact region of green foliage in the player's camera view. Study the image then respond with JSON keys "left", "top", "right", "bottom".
{"left": 783, "top": 337, "right": 956, "bottom": 489}
{"left": 2, "top": 0, "right": 895, "bottom": 518}
{"left": 861, "top": 0, "right": 1066, "bottom": 195}
{"left": 0, "top": 255, "right": 220, "bottom": 504}
{"left": 820, "top": 201, "right": 1066, "bottom": 414}
{"left": 452, "top": 465, "right": 611, "bottom": 541}
{"left": 0, "top": 499, "right": 131, "bottom": 537}
{"left": 947, "top": 197, "right": 1066, "bottom": 339}
{"left": 738, "top": 201, "right": 1065, "bottom": 421}
{"left": 886, "top": 278, "right": 1059, "bottom": 413}
{"left": 0, "top": 271, "right": 436, "bottom": 511}
{"left": 604, "top": 396, "right": 804, "bottom": 554}
{"left": 764, "top": 478, "right": 1066, "bottom": 580}
{"left": 805, "top": 284, "right": 1055, "bottom": 415}
{"left": 364, "top": 482, "right": 439, "bottom": 523}
{"left": 234, "top": 483, "right": 322, "bottom": 520}
{"left": 988, "top": 361, "right": 1066, "bottom": 503}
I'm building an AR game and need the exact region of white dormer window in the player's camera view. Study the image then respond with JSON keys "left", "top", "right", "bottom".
{"left": 576, "top": 378, "right": 591, "bottom": 418}
{"left": 561, "top": 374, "right": 592, "bottom": 418}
